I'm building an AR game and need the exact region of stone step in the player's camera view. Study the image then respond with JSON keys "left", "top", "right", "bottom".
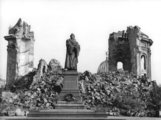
{"left": 55, "top": 104, "right": 85, "bottom": 109}
{"left": 38, "top": 109, "right": 93, "bottom": 112}
{"left": 0, "top": 116, "right": 126, "bottom": 120}
{"left": 28, "top": 110, "right": 107, "bottom": 118}
{"left": 57, "top": 101, "right": 82, "bottom": 104}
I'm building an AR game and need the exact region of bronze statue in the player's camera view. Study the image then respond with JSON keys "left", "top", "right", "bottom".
{"left": 65, "top": 33, "right": 80, "bottom": 71}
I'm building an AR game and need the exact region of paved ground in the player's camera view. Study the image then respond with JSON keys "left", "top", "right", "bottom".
{"left": 108, "top": 116, "right": 161, "bottom": 120}
{"left": 0, "top": 116, "right": 161, "bottom": 120}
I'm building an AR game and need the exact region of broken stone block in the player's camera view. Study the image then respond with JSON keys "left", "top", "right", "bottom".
{"left": 48, "top": 59, "right": 62, "bottom": 73}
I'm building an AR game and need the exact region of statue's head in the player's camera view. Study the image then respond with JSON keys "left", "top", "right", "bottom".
{"left": 70, "top": 33, "right": 75, "bottom": 39}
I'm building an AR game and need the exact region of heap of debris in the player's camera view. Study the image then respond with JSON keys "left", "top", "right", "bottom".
{"left": 0, "top": 59, "right": 63, "bottom": 116}
{"left": 0, "top": 64, "right": 161, "bottom": 117}
{"left": 79, "top": 71, "right": 161, "bottom": 117}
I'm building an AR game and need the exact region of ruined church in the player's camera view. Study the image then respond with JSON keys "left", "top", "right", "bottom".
{"left": 98, "top": 26, "right": 153, "bottom": 79}
{"left": 4, "top": 19, "right": 153, "bottom": 88}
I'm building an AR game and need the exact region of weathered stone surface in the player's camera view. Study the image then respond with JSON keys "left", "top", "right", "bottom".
{"left": 37, "top": 59, "right": 48, "bottom": 76}
{"left": 108, "top": 26, "right": 153, "bottom": 79}
{"left": 48, "top": 59, "right": 62, "bottom": 72}
{"left": 4, "top": 18, "right": 35, "bottom": 88}
{"left": 32, "top": 59, "right": 48, "bottom": 83}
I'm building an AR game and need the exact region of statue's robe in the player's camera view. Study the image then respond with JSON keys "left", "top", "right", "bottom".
{"left": 65, "top": 39, "right": 80, "bottom": 70}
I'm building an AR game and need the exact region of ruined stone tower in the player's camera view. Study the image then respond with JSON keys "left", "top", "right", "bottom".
{"left": 4, "top": 18, "right": 35, "bottom": 88}
{"left": 108, "top": 26, "right": 153, "bottom": 79}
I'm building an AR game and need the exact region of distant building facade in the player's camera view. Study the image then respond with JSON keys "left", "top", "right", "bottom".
{"left": 4, "top": 18, "right": 35, "bottom": 88}
{"left": 97, "top": 52, "right": 109, "bottom": 74}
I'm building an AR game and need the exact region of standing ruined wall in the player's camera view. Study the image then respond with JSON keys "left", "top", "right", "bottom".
{"left": 108, "top": 26, "right": 153, "bottom": 79}
{"left": 4, "top": 18, "right": 35, "bottom": 88}
{"left": 108, "top": 30, "right": 131, "bottom": 72}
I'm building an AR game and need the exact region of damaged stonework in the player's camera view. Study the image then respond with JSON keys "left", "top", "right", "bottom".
{"left": 108, "top": 26, "right": 153, "bottom": 79}
{"left": 32, "top": 59, "right": 48, "bottom": 84}
{"left": 32, "top": 59, "right": 62, "bottom": 84}
{"left": 37, "top": 59, "right": 48, "bottom": 78}
{"left": 48, "top": 59, "right": 62, "bottom": 72}
{"left": 4, "top": 18, "right": 35, "bottom": 88}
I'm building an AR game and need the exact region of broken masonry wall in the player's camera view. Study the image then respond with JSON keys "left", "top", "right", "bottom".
{"left": 126, "top": 26, "right": 140, "bottom": 76}
{"left": 108, "top": 31, "right": 131, "bottom": 72}
{"left": 108, "top": 26, "right": 153, "bottom": 79}
{"left": 4, "top": 19, "right": 35, "bottom": 88}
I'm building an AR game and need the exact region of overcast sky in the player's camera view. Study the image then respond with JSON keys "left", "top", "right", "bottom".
{"left": 0, "top": 0, "right": 161, "bottom": 84}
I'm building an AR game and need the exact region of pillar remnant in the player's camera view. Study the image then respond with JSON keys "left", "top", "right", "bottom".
{"left": 4, "top": 18, "right": 35, "bottom": 88}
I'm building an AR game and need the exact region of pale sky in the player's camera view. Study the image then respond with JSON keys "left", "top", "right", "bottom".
{"left": 0, "top": 0, "right": 161, "bottom": 84}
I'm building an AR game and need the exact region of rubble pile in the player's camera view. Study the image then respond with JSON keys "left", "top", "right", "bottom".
{"left": 10, "top": 70, "right": 37, "bottom": 92}
{"left": 0, "top": 65, "right": 160, "bottom": 117}
{"left": 0, "top": 59, "right": 63, "bottom": 116}
{"left": 79, "top": 70, "right": 160, "bottom": 117}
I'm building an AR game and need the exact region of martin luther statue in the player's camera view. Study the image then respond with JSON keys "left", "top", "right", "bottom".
{"left": 65, "top": 33, "right": 80, "bottom": 71}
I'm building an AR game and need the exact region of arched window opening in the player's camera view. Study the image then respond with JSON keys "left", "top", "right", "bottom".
{"left": 117, "top": 61, "right": 123, "bottom": 70}
{"left": 141, "top": 55, "right": 146, "bottom": 70}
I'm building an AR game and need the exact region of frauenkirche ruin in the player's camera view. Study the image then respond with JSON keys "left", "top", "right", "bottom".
{"left": 2, "top": 19, "right": 159, "bottom": 119}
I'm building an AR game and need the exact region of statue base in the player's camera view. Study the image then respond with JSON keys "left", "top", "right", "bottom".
{"left": 58, "top": 70, "right": 81, "bottom": 102}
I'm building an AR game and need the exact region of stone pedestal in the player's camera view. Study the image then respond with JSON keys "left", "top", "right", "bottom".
{"left": 59, "top": 71, "right": 80, "bottom": 101}
{"left": 62, "top": 71, "right": 79, "bottom": 90}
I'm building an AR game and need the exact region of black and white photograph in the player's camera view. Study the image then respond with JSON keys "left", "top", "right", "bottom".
{"left": 0, "top": 0, "right": 161, "bottom": 119}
